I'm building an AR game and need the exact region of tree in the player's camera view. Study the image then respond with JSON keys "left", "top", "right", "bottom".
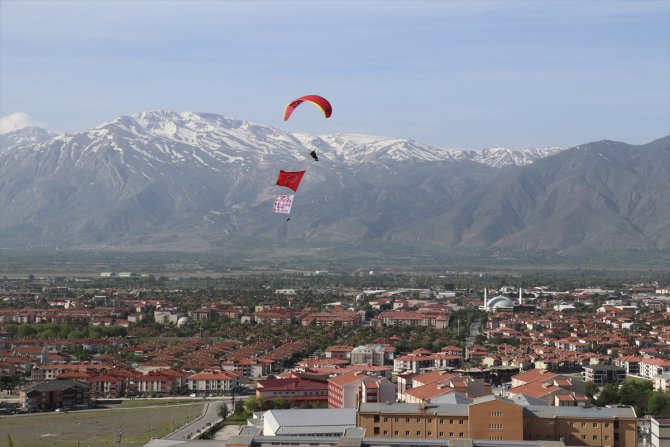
{"left": 17, "top": 325, "right": 36, "bottom": 338}
{"left": 218, "top": 402, "right": 229, "bottom": 420}
{"left": 234, "top": 400, "right": 244, "bottom": 415}
{"left": 272, "top": 397, "right": 289, "bottom": 409}
{"left": 257, "top": 395, "right": 268, "bottom": 411}
{"left": 585, "top": 381, "right": 598, "bottom": 400}
{"left": 647, "top": 392, "right": 670, "bottom": 416}
{"left": 618, "top": 379, "right": 652, "bottom": 415}
{"left": 244, "top": 397, "right": 260, "bottom": 413}
{"left": 595, "top": 384, "right": 619, "bottom": 407}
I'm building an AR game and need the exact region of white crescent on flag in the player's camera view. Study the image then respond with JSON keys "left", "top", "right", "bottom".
{"left": 273, "top": 195, "right": 294, "bottom": 214}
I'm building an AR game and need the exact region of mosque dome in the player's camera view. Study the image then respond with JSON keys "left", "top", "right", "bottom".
{"left": 486, "top": 295, "right": 514, "bottom": 310}
{"left": 177, "top": 316, "right": 193, "bottom": 327}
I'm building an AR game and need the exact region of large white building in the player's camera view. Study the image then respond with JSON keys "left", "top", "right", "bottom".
{"left": 479, "top": 287, "right": 516, "bottom": 312}
{"left": 259, "top": 408, "right": 356, "bottom": 436}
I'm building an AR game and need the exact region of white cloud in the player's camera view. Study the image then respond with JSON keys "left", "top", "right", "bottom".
{"left": 0, "top": 112, "right": 49, "bottom": 134}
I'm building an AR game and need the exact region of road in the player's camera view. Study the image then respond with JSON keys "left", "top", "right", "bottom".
{"left": 466, "top": 317, "right": 482, "bottom": 345}
{"left": 165, "top": 397, "right": 234, "bottom": 441}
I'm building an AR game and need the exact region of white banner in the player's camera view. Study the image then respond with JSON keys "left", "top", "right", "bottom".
{"left": 273, "top": 195, "right": 294, "bottom": 214}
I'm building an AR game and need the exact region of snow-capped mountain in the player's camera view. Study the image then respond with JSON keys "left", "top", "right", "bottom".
{"left": 1, "top": 110, "right": 665, "bottom": 254}
{"left": 0, "top": 112, "right": 47, "bottom": 134}
{"left": 296, "top": 133, "right": 564, "bottom": 167}
{"left": 1, "top": 110, "right": 563, "bottom": 170}
{"left": 0, "top": 126, "right": 56, "bottom": 150}
{"left": 0, "top": 113, "right": 56, "bottom": 149}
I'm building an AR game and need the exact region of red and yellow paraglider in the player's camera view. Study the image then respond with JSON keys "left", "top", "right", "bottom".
{"left": 283, "top": 95, "right": 332, "bottom": 121}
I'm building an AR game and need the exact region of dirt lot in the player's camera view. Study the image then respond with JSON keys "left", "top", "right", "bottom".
{"left": 1, "top": 401, "right": 205, "bottom": 447}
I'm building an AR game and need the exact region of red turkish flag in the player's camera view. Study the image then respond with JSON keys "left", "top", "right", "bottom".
{"left": 275, "top": 170, "right": 305, "bottom": 192}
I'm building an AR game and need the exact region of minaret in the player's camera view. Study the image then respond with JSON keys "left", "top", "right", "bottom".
{"left": 519, "top": 286, "right": 523, "bottom": 306}
{"left": 484, "top": 287, "right": 488, "bottom": 309}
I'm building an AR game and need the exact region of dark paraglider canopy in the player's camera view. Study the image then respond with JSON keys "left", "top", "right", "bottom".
{"left": 283, "top": 95, "right": 332, "bottom": 121}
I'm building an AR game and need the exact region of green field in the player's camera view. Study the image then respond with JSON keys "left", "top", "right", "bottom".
{"left": 1, "top": 401, "right": 205, "bottom": 447}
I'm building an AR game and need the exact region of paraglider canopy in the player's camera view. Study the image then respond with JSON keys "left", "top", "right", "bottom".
{"left": 283, "top": 95, "right": 332, "bottom": 121}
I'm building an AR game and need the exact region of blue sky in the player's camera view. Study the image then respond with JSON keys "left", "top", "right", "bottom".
{"left": 1, "top": 0, "right": 668, "bottom": 148}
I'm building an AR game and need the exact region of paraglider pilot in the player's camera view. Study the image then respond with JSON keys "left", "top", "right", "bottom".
{"left": 309, "top": 150, "right": 319, "bottom": 161}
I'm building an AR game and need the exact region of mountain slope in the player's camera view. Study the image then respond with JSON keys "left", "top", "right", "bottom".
{"left": 0, "top": 110, "right": 666, "bottom": 255}
{"left": 394, "top": 136, "right": 670, "bottom": 253}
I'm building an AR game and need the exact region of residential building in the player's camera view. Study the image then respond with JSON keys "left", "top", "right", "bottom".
{"left": 583, "top": 365, "right": 626, "bottom": 385}
{"left": 187, "top": 370, "right": 240, "bottom": 396}
{"left": 134, "top": 371, "right": 179, "bottom": 397}
{"left": 615, "top": 356, "right": 642, "bottom": 376}
{"left": 20, "top": 380, "right": 91, "bottom": 412}
{"left": 393, "top": 352, "right": 464, "bottom": 373}
{"left": 221, "top": 359, "right": 272, "bottom": 378}
{"left": 651, "top": 417, "right": 670, "bottom": 447}
{"left": 405, "top": 375, "right": 492, "bottom": 403}
{"left": 639, "top": 358, "right": 670, "bottom": 379}
{"left": 327, "top": 371, "right": 395, "bottom": 409}
{"left": 357, "top": 396, "right": 637, "bottom": 446}
{"left": 188, "top": 308, "right": 219, "bottom": 321}
{"left": 88, "top": 374, "right": 125, "bottom": 398}
{"left": 324, "top": 345, "right": 353, "bottom": 360}
{"left": 301, "top": 310, "right": 361, "bottom": 327}
{"left": 350, "top": 345, "right": 385, "bottom": 366}
{"left": 255, "top": 377, "right": 328, "bottom": 406}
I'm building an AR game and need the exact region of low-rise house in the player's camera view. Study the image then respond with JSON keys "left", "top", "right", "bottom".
{"left": 0, "top": 360, "right": 15, "bottom": 376}
{"left": 88, "top": 374, "right": 125, "bottom": 398}
{"left": 405, "top": 375, "right": 491, "bottom": 404}
{"left": 12, "top": 346, "right": 48, "bottom": 363}
{"left": 301, "top": 310, "right": 361, "bottom": 327}
{"left": 253, "top": 310, "right": 297, "bottom": 325}
{"left": 396, "top": 372, "right": 419, "bottom": 401}
{"left": 20, "top": 379, "right": 91, "bottom": 411}
{"left": 134, "top": 371, "right": 182, "bottom": 397}
{"left": 187, "top": 369, "right": 240, "bottom": 396}
{"left": 221, "top": 359, "right": 272, "bottom": 378}
{"left": 511, "top": 369, "right": 563, "bottom": 388}
{"left": 5, "top": 357, "right": 37, "bottom": 375}
{"left": 393, "top": 352, "right": 463, "bottom": 373}
{"left": 441, "top": 346, "right": 463, "bottom": 356}
{"left": 188, "top": 307, "right": 219, "bottom": 321}
{"left": 465, "top": 345, "right": 489, "bottom": 364}
{"left": 394, "top": 353, "right": 433, "bottom": 373}
{"left": 511, "top": 368, "right": 585, "bottom": 395}
{"left": 324, "top": 345, "right": 353, "bottom": 360}
{"left": 507, "top": 381, "right": 586, "bottom": 406}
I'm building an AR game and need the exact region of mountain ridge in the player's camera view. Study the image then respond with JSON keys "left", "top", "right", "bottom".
{"left": 0, "top": 110, "right": 667, "bottom": 256}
